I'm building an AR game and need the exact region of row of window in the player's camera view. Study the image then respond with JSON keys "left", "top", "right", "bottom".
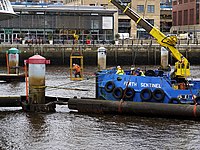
{"left": 137, "top": 5, "right": 155, "bottom": 13}
{"left": 118, "top": 3, "right": 155, "bottom": 14}
{"left": 0, "top": 29, "right": 114, "bottom": 44}
{"left": 173, "top": 0, "right": 195, "bottom": 5}
{"left": 173, "top": 9, "right": 195, "bottom": 26}
{"left": 65, "top": 0, "right": 77, "bottom": 3}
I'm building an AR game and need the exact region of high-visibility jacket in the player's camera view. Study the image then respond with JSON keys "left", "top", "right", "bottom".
{"left": 116, "top": 68, "right": 124, "bottom": 75}
{"left": 140, "top": 70, "right": 145, "bottom": 76}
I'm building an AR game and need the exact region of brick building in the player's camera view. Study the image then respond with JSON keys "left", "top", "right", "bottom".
{"left": 171, "top": 0, "right": 200, "bottom": 38}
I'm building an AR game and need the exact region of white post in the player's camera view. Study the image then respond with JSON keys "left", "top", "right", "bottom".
{"left": 97, "top": 47, "right": 107, "bottom": 70}
{"left": 161, "top": 47, "right": 169, "bottom": 69}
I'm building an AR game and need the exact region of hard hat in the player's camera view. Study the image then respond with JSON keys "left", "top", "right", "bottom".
{"left": 117, "top": 66, "right": 121, "bottom": 69}
{"left": 73, "top": 63, "right": 76, "bottom": 66}
{"left": 137, "top": 68, "right": 140, "bottom": 70}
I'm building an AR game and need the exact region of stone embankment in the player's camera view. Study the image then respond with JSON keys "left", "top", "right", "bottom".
{"left": 0, "top": 43, "right": 199, "bottom": 66}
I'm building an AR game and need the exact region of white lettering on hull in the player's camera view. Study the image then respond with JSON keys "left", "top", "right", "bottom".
{"left": 141, "top": 83, "right": 161, "bottom": 88}
{"left": 123, "top": 81, "right": 161, "bottom": 88}
{"left": 124, "top": 81, "right": 137, "bottom": 86}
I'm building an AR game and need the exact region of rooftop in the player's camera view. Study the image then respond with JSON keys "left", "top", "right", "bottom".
{"left": 0, "top": 0, "right": 17, "bottom": 21}
{"left": 11, "top": 3, "right": 116, "bottom": 14}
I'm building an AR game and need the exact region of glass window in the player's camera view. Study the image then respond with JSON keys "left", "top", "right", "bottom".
{"left": 121, "top": 0, "right": 131, "bottom": 2}
{"left": 183, "top": 10, "right": 188, "bottom": 25}
{"left": 197, "top": 1, "right": 199, "bottom": 24}
{"left": 173, "top": 12, "right": 177, "bottom": 26}
{"left": 178, "top": 11, "right": 182, "bottom": 25}
{"left": 137, "top": 5, "right": 144, "bottom": 13}
{"left": 147, "top": 5, "right": 155, "bottom": 13}
{"left": 146, "top": 19, "right": 154, "bottom": 26}
{"left": 189, "top": 9, "right": 194, "bottom": 24}
{"left": 173, "top": 1, "right": 177, "bottom": 5}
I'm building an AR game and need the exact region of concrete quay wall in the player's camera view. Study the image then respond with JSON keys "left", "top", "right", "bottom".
{"left": 0, "top": 44, "right": 199, "bottom": 66}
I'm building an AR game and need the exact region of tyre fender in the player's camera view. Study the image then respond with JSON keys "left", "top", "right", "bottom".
{"left": 140, "top": 88, "right": 152, "bottom": 101}
{"left": 152, "top": 88, "right": 165, "bottom": 102}
{"left": 112, "top": 87, "right": 123, "bottom": 99}
{"left": 105, "top": 81, "right": 115, "bottom": 93}
{"left": 124, "top": 87, "right": 135, "bottom": 100}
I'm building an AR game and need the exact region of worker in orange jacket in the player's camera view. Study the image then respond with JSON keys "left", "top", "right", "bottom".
{"left": 72, "top": 63, "right": 81, "bottom": 78}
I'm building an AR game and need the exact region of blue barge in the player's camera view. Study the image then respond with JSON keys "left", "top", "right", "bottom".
{"left": 68, "top": 68, "right": 200, "bottom": 119}
{"left": 96, "top": 68, "right": 200, "bottom": 105}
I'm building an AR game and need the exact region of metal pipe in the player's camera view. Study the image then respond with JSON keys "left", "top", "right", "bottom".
{"left": 68, "top": 98, "right": 200, "bottom": 119}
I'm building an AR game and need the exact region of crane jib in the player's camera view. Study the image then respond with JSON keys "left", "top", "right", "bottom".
{"left": 110, "top": 0, "right": 153, "bottom": 33}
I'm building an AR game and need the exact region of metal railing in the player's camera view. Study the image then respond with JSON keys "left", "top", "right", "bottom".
{"left": 1, "top": 38, "right": 199, "bottom": 46}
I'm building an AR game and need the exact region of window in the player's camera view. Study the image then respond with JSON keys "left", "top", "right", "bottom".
{"left": 173, "top": 12, "right": 177, "bottom": 26}
{"left": 121, "top": 0, "right": 131, "bottom": 2}
{"left": 101, "top": 4, "right": 108, "bottom": 7}
{"left": 173, "top": 1, "right": 177, "bottom": 5}
{"left": 118, "top": 19, "right": 131, "bottom": 33}
{"left": 189, "top": 9, "right": 194, "bottom": 24}
{"left": 147, "top": 5, "right": 155, "bottom": 13}
{"left": 183, "top": 10, "right": 188, "bottom": 25}
{"left": 146, "top": 19, "right": 154, "bottom": 26}
{"left": 197, "top": 1, "right": 199, "bottom": 24}
{"left": 178, "top": 11, "right": 182, "bottom": 25}
{"left": 137, "top": 5, "right": 144, "bottom": 13}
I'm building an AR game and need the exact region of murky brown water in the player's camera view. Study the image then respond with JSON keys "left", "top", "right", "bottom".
{"left": 1, "top": 65, "right": 200, "bottom": 150}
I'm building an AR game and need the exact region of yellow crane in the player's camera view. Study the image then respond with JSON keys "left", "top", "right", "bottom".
{"left": 109, "top": 0, "right": 190, "bottom": 80}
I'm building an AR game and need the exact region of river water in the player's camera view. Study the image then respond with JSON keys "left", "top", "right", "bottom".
{"left": 1, "top": 65, "right": 200, "bottom": 150}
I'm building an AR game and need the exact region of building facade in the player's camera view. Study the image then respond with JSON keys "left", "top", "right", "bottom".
{"left": 0, "top": 4, "right": 116, "bottom": 44}
{"left": 160, "top": 0, "right": 172, "bottom": 33}
{"left": 171, "top": 0, "right": 200, "bottom": 37}
{"left": 66, "top": 0, "right": 161, "bottom": 39}
{"left": 1, "top": 0, "right": 164, "bottom": 43}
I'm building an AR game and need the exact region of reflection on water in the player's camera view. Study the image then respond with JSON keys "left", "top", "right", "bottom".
{"left": 0, "top": 66, "right": 200, "bottom": 149}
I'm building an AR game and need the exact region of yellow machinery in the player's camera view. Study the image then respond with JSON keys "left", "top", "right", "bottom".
{"left": 109, "top": 0, "right": 190, "bottom": 80}
{"left": 70, "top": 33, "right": 83, "bottom": 81}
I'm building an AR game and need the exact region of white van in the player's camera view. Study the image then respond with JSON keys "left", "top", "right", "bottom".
{"left": 177, "top": 33, "right": 190, "bottom": 40}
